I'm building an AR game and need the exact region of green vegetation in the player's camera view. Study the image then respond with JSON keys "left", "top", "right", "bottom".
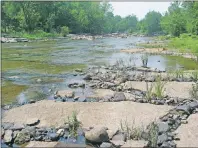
{"left": 1, "top": 1, "right": 138, "bottom": 36}
{"left": 153, "top": 76, "right": 166, "bottom": 99}
{"left": 65, "top": 111, "right": 82, "bottom": 138}
{"left": 120, "top": 119, "right": 145, "bottom": 140}
{"left": 1, "top": 81, "right": 28, "bottom": 105}
{"left": 145, "top": 82, "right": 154, "bottom": 101}
{"left": 146, "top": 122, "right": 159, "bottom": 147}
{"left": 189, "top": 82, "right": 198, "bottom": 100}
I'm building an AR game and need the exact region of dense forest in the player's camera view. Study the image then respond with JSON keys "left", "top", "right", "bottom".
{"left": 1, "top": 1, "right": 198, "bottom": 37}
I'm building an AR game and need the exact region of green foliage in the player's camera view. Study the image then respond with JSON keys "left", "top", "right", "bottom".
{"left": 153, "top": 76, "right": 166, "bottom": 99}
{"left": 147, "top": 122, "right": 159, "bottom": 147}
{"left": 145, "top": 82, "right": 154, "bottom": 101}
{"left": 65, "top": 111, "right": 82, "bottom": 138}
{"left": 189, "top": 82, "right": 198, "bottom": 100}
{"left": 120, "top": 119, "right": 145, "bottom": 140}
{"left": 61, "top": 26, "right": 69, "bottom": 37}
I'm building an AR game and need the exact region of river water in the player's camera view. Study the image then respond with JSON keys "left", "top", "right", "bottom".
{"left": 2, "top": 36, "right": 197, "bottom": 105}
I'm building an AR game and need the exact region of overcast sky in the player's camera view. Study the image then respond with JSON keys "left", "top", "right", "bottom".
{"left": 110, "top": 2, "right": 171, "bottom": 20}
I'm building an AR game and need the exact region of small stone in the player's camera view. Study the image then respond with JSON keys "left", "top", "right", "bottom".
{"left": 29, "top": 100, "right": 36, "bottom": 104}
{"left": 2, "top": 128, "right": 5, "bottom": 136}
{"left": 158, "top": 122, "right": 169, "bottom": 134}
{"left": 4, "top": 130, "right": 13, "bottom": 143}
{"left": 56, "top": 129, "right": 64, "bottom": 136}
{"left": 47, "top": 133, "right": 58, "bottom": 141}
{"left": 14, "top": 130, "right": 30, "bottom": 145}
{"left": 112, "top": 132, "right": 127, "bottom": 142}
{"left": 136, "top": 99, "right": 144, "bottom": 103}
{"left": 113, "top": 92, "right": 126, "bottom": 102}
{"left": 157, "top": 133, "right": 168, "bottom": 145}
{"left": 26, "top": 118, "right": 39, "bottom": 126}
{"left": 100, "top": 142, "right": 113, "bottom": 148}
{"left": 74, "top": 96, "right": 80, "bottom": 101}
{"left": 110, "top": 140, "right": 125, "bottom": 147}
{"left": 57, "top": 90, "right": 75, "bottom": 98}
{"left": 181, "top": 120, "right": 188, "bottom": 124}
{"left": 2, "top": 122, "right": 14, "bottom": 130}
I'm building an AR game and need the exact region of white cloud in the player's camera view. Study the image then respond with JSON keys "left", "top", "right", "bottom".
{"left": 110, "top": 2, "right": 171, "bottom": 20}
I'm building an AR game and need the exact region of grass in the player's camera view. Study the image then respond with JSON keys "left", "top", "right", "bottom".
{"left": 146, "top": 122, "right": 159, "bottom": 147}
{"left": 7, "top": 30, "right": 60, "bottom": 40}
{"left": 65, "top": 111, "right": 82, "bottom": 138}
{"left": 120, "top": 119, "right": 145, "bottom": 140}
{"left": 145, "top": 82, "right": 154, "bottom": 101}
{"left": 189, "top": 82, "right": 198, "bottom": 100}
{"left": 2, "top": 60, "right": 86, "bottom": 74}
{"left": 137, "top": 43, "right": 167, "bottom": 48}
{"left": 168, "top": 34, "right": 198, "bottom": 56}
{"left": 153, "top": 76, "right": 166, "bottom": 99}
{"left": 191, "top": 71, "right": 198, "bottom": 81}
{"left": 1, "top": 81, "right": 28, "bottom": 105}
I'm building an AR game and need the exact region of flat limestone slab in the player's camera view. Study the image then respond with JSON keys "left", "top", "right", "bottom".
{"left": 175, "top": 113, "right": 198, "bottom": 147}
{"left": 26, "top": 141, "right": 57, "bottom": 147}
{"left": 121, "top": 81, "right": 194, "bottom": 99}
{"left": 2, "top": 100, "right": 172, "bottom": 130}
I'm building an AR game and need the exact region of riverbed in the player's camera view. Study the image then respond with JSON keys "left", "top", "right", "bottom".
{"left": 2, "top": 36, "right": 198, "bottom": 105}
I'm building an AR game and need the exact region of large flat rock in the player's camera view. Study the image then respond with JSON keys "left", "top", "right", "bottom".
{"left": 2, "top": 100, "right": 172, "bottom": 130}
{"left": 175, "top": 113, "right": 198, "bottom": 147}
{"left": 121, "top": 81, "right": 193, "bottom": 99}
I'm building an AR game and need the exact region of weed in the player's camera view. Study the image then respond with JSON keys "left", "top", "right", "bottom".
{"left": 120, "top": 119, "right": 145, "bottom": 140}
{"left": 65, "top": 111, "right": 82, "bottom": 138}
{"left": 145, "top": 82, "right": 154, "bottom": 101}
{"left": 141, "top": 54, "right": 148, "bottom": 67}
{"left": 147, "top": 122, "right": 159, "bottom": 147}
{"left": 174, "top": 69, "right": 184, "bottom": 79}
{"left": 153, "top": 76, "right": 166, "bottom": 99}
{"left": 191, "top": 71, "right": 198, "bottom": 81}
{"left": 189, "top": 82, "right": 198, "bottom": 100}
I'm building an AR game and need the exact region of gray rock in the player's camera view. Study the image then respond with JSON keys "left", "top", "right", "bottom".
{"left": 157, "top": 133, "right": 168, "bottom": 145}
{"left": 2, "top": 128, "right": 5, "bottom": 136}
{"left": 155, "top": 100, "right": 165, "bottom": 105}
{"left": 26, "top": 118, "right": 39, "bottom": 126}
{"left": 107, "top": 129, "right": 118, "bottom": 140}
{"left": 145, "top": 75, "right": 155, "bottom": 82}
{"left": 85, "top": 127, "right": 109, "bottom": 143}
{"left": 47, "top": 133, "right": 59, "bottom": 141}
{"left": 110, "top": 140, "right": 125, "bottom": 147}
{"left": 158, "top": 122, "right": 169, "bottom": 134}
{"left": 176, "top": 104, "right": 191, "bottom": 115}
{"left": 113, "top": 92, "right": 126, "bottom": 102}
{"left": 10, "top": 123, "right": 25, "bottom": 130}
{"left": 2, "top": 122, "right": 14, "bottom": 130}
{"left": 23, "top": 126, "right": 36, "bottom": 137}
{"left": 100, "top": 142, "right": 113, "bottom": 148}
{"left": 188, "top": 101, "right": 198, "bottom": 109}
{"left": 13, "top": 131, "right": 19, "bottom": 139}
{"left": 83, "top": 74, "right": 92, "bottom": 80}
{"left": 78, "top": 98, "right": 87, "bottom": 102}
{"left": 4, "top": 130, "right": 13, "bottom": 143}
{"left": 14, "top": 130, "right": 31, "bottom": 145}
{"left": 112, "top": 133, "right": 127, "bottom": 142}
{"left": 103, "top": 95, "right": 113, "bottom": 102}
{"left": 56, "top": 129, "right": 64, "bottom": 137}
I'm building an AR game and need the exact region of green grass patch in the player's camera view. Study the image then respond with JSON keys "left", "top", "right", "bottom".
{"left": 2, "top": 60, "right": 86, "bottom": 74}
{"left": 1, "top": 81, "right": 28, "bottom": 105}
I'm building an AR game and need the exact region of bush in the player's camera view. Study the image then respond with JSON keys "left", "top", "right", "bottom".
{"left": 61, "top": 26, "right": 69, "bottom": 37}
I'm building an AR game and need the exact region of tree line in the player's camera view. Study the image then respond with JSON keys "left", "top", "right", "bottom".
{"left": 1, "top": 1, "right": 198, "bottom": 36}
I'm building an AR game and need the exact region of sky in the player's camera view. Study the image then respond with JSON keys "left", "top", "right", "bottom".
{"left": 110, "top": 2, "right": 171, "bottom": 20}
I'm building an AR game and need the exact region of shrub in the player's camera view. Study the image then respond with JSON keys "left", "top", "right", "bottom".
{"left": 147, "top": 122, "right": 159, "bottom": 147}
{"left": 61, "top": 26, "right": 69, "bottom": 37}
{"left": 145, "top": 82, "right": 154, "bottom": 101}
{"left": 65, "top": 111, "right": 82, "bottom": 137}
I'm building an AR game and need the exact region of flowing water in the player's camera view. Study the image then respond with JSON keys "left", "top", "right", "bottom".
{"left": 2, "top": 36, "right": 198, "bottom": 105}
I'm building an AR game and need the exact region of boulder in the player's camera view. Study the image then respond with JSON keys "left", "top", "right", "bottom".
{"left": 113, "top": 93, "right": 126, "bottom": 102}
{"left": 158, "top": 122, "right": 169, "bottom": 134}
{"left": 100, "top": 142, "right": 114, "bottom": 148}
{"left": 14, "top": 130, "right": 31, "bottom": 145}
{"left": 107, "top": 129, "right": 118, "bottom": 140}
{"left": 4, "top": 130, "right": 13, "bottom": 143}
{"left": 85, "top": 127, "right": 109, "bottom": 143}
{"left": 57, "top": 90, "right": 75, "bottom": 98}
